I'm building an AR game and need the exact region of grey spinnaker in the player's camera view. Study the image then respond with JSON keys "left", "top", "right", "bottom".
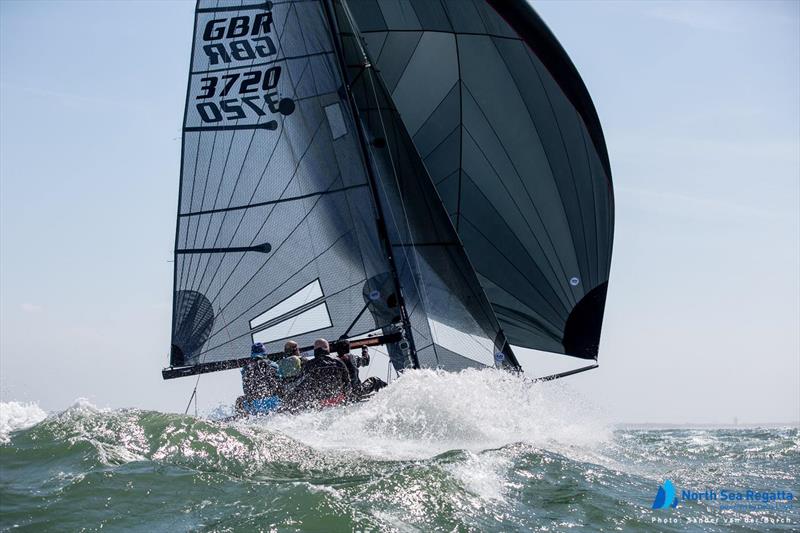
{"left": 168, "top": 0, "right": 519, "bottom": 376}
{"left": 344, "top": 0, "right": 615, "bottom": 360}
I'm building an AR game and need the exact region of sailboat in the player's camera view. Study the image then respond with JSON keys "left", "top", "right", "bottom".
{"left": 162, "top": 0, "right": 614, "bottom": 407}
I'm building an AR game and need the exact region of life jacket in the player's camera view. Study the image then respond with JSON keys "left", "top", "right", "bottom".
{"left": 241, "top": 359, "right": 280, "bottom": 399}
{"left": 297, "top": 354, "right": 350, "bottom": 406}
{"left": 277, "top": 355, "right": 303, "bottom": 378}
{"left": 319, "top": 393, "right": 346, "bottom": 407}
{"left": 241, "top": 396, "right": 281, "bottom": 415}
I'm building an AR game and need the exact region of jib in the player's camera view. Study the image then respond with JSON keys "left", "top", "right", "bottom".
{"left": 203, "top": 13, "right": 273, "bottom": 41}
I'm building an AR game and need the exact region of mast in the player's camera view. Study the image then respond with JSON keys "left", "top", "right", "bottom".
{"left": 320, "top": 0, "right": 419, "bottom": 369}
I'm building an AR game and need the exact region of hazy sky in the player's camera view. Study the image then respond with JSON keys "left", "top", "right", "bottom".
{"left": 1, "top": 0, "right": 798, "bottom": 424}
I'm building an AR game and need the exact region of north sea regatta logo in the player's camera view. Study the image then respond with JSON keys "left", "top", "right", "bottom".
{"left": 652, "top": 480, "right": 679, "bottom": 509}
{"left": 649, "top": 479, "right": 794, "bottom": 512}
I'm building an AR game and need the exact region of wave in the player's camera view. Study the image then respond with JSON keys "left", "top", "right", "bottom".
{"left": 1, "top": 372, "right": 797, "bottom": 531}
{"left": 1, "top": 369, "right": 610, "bottom": 469}
{"left": 0, "top": 401, "right": 47, "bottom": 443}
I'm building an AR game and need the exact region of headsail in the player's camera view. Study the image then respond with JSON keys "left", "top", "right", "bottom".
{"left": 171, "top": 0, "right": 397, "bottom": 370}
{"left": 344, "top": 0, "right": 615, "bottom": 360}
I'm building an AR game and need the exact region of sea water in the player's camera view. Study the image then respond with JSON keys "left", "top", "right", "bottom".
{"left": 1, "top": 370, "right": 798, "bottom": 531}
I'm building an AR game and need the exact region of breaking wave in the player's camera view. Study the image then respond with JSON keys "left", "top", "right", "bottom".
{"left": 1, "top": 370, "right": 797, "bottom": 531}
{"left": 0, "top": 401, "right": 47, "bottom": 443}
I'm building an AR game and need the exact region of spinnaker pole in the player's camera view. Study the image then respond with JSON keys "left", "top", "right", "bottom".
{"left": 320, "top": 0, "right": 419, "bottom": 369}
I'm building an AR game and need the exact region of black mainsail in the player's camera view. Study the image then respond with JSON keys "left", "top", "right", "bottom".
{"left": 163, "top": 0, "right": 613, "bottom": 381}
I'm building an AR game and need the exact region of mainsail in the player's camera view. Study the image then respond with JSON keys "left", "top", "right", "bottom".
{"left": 170, "top": 0, "right": 395, "bottom": 371}
{"left": 344, "top": 0, "right": 615, "bottom": 360}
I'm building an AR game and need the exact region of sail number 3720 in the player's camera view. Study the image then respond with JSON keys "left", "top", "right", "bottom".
{"left": 194, "top": 66, "right": 294, "bottom": 123}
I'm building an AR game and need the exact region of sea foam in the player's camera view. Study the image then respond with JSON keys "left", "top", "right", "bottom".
{"left": 242, "top": 368, "right": 612, "bottom": 461}
{"left": 0, "top": 401, "right": 47, "bottom": 443}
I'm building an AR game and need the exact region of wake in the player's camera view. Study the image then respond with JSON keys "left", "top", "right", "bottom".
{"left": 238, "top": 368, "right": 611, "bottom": 460}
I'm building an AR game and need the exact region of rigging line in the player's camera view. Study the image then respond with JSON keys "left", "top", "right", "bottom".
{"left": 522, "top": 46, "right": 593, "bottom": 296}
{"left": 202, "top": 119, "right": 328, "bottom": 309}
{"left": 182, "top": 298, "right": 238, "bottom": 420}
{"left": 184, "top": 3, "right": 304, "bottom": 295}
{"left": 460, "top": 84, "right": 576, "bottom": 309}
{"left": 183, "top": 386, "right": 197, "bottom": 416}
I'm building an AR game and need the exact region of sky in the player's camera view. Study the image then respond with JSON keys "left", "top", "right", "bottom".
{"left": 0, "top": 0, "right": 798, "bottom": 425}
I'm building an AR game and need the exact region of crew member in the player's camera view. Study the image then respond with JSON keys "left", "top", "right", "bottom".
{"left": 334, "top": 339, "right": 367, "bottom": 393}
{"left": 299, "top": 338, "right": 351, "bottom": 407}
{"left": 237, "top": 342, "right": 282, "bottom": 415}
